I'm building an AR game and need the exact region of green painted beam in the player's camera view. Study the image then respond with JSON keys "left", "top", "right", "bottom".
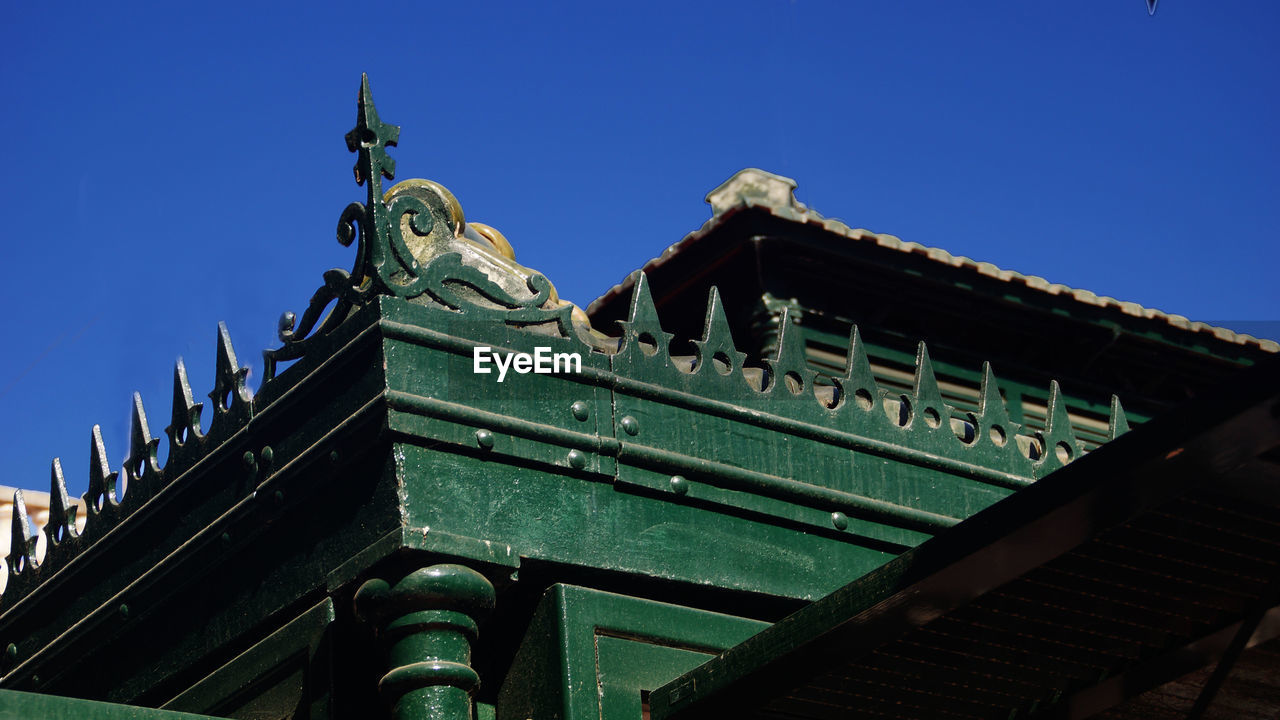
{"left": 0, "top": 690, "right": 230, "bottom": 720}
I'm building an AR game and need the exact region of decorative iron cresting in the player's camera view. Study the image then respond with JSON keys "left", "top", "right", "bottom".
{"left": 264, "top": 75, "right": 601, "bottom": 380}
{"left": 601, "top": 272, "right": 1130, "bottom": 522}
{"left": 4, "top": 323, "right": 255, "bottom": 605}
{"left": 2, "top": 76, "right": 1132, "bottom": 606}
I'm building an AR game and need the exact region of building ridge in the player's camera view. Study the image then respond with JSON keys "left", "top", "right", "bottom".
{"left": 588, "top": 167, "right": 1279, "bottom": 354}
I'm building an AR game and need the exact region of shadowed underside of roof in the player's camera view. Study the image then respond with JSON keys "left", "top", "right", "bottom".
{"left": 650, "top": 355, "right": 1280, "bottom": 720}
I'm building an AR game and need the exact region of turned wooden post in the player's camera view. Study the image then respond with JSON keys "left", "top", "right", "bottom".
{"left": 355, "top": 564, "right": 495, "bottom": 720}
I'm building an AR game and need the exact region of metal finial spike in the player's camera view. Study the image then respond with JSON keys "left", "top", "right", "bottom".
{"left": 766, "top": 306, "right": 817, "bottom": 397}
{"left": 625, "top": 271, "right": 660, "bottom": 327}
{"left": 1045, "top": 381, "right": 1068, "bottom": 434}
{"left": 9, "top": 489, "right": 35, "bottom": 574}
{"left": 167, "top": 357, "right": 204, "bottom": 448}
{"left": 210, "top": 322, "right": 252, "bottom": 414}
{"left": 978, "top": 362, "right": 1014, "bottom": 430}
{"left": 345, "top": 74, "right": 400, "bottom": 188}
{"left": 1041, "top": 380, "right": 1083, "bottom": 466}
{"left": 46, "top": 458, "right": 76, "bottom": 545}
{"left": 694, "top": 287, "right": 746, "bottom": 374}
{"left": 700, "top": 287, "right": 729, "bottom": 341}
{"left": 772, "top": 307, "right": 809, "bottom": 371}
{"left": 130, "top": 393, "right": 154, "bottom": 451}
{"left": 126, "top": 392, "right": 161, "bottom": 484}
{"left": 618, "top": 271, "right": 673, "bottom": 361}
{"left": 912, "top": 342, "right": 949, "bottom": 423}
{"left": 974, "top": 364, "right": 1027, "bottom": 463}
{"left": 1109, "top": 395, "right": 1131, "bottom": 440}
{"left": 842, "top": 326, "right": 878, "bottom": 397}
{"left": 1147, "top": 0, "right": 1158, "bottom": 16}
{"left": 86, "top": 424, "right": 119, "bottom": 511}
{"left": 621, "top": 272, "right": 668, "bottom": 337}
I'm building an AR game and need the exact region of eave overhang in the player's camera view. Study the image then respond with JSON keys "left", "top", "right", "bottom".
{"left": 651, "top": 356, "right": 1280, "bottom": 720}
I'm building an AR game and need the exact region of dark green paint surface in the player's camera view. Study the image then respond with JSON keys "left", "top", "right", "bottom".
{"left": 498, "top": 585, "right": 767, "bottom": 720}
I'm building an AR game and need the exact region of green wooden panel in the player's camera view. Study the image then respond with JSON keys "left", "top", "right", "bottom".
{"left": 497, "top": 585, "right": 767, "bottom": 720}
{"left": 162, "top": 597, "right": 334, "bottom": 719}
{"left": 396, "top": 442, "right": 898, "bottom": 600}
{"left": 597, "top": 638, "right": 717, "bottom": 720}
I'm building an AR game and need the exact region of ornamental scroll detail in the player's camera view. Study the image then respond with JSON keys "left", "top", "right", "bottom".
{"left": 264, "top": 75, "right": 602, "bottom": 380}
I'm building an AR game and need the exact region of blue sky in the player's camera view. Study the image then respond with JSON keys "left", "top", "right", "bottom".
{"left": 2, "top": 2, "right": 1277, "bottom": 497}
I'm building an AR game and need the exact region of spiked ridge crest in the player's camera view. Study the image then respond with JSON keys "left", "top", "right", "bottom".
{"left": 2, "top": 323, "right": 263, "bottom": 604}
{"left": 694, "top": 288, "right": 746, "bottom": 378}
{"left": 44, "top": 460, "right": 77, "bottom": 549}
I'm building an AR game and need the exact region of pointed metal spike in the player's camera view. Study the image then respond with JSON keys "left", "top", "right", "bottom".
{"left": 763, "top": 306, "right": 817, "bottom": 397}
{"left": 210, "top": 322, "right": 252, "bottom": 414}
{"left": 700, "top": 287, "right": 729, "bottom": 342}
{"left": 130, "top": 392, "right": 154, "bottom": 452}
{"left": 167, "top": 357, "right": 204, "bottom": 448}
{"left": 346, "top": 74, "right": 400, "bottom": 185}
{"left": 912, "top": 343, "right": 948, "bottom": 410}
{"left": 46, "top": 458, "right": 76, "bottom": 546}
{"left": 978, "top": 362, "right": 1014, "bottom": 429}
{"left": 842, "top": 326, "right": 878, "bottom": 395}
{"left": 126, "top": 392, "right": 161, "bottom": 483}
{"left": 618, "top": 271, "right": 672, "bottom": 353}
{"left": 618, "top": 272, "right": 673, "bottom": 362}
{"left": 694, "top": 287, "right": 746, "bottom": 372}
{"left": 85, "top": 424, "right": 119, "bottom": 510}
{"left": 908, "top": 343, "right": 952, "bottom": 432}
{"left": 625, "top": 272, "right": 661, "bottom": 327}
{"left": 971, "top": 362, "right": 1026, "bottom": 460}
{"left": 1044, "top": 381, "right": 1068, "bottom": 434}
{"left": 1108, "top": 395, "right": 1131, "bottom": 440}
{"left": 1041, "top": 380, "right": 1084, "bottom": 465}
{"left": 772, "top": 307, "right": 809, "bottom": 370}
{"left": 216, "top": 321, "right": 244, "bottom": 376}
{"left": 9, "top": 489, "right": 35, "bottom": 573}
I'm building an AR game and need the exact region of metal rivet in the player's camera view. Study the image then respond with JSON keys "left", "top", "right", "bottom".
{"left": 242, "top": 451, "right": 256, "bottom": 469}
{"left": 570, "top": 401, "right": 590, "bottom": 421}
{"left": 5, "top": 643, "right": 16, "bottom": 661}
{"left": 620, "top": 416, "right": 640, "bottom": 436}
{"left": 475, "top": 429, "right": 495, "bottom": 450}
{"left": 670, "top": 475, "right": 689, "bottom": 495}
{"left": 831, "top": 512, "right": 849, "bottom": 531}
{"left": 329, "top": 450, "right": 340, "bottom": 464}
{"left": 261, "top": 446, "right": 274, "bottom": 465}
{"left": 221, "top": 532, "right": 232, "bottom": 547}
{"left": 567, "top": 450, "right": 587, "bottom": 470}
{"left": 119, "top": 603, "right": 130, "bottom": 618}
